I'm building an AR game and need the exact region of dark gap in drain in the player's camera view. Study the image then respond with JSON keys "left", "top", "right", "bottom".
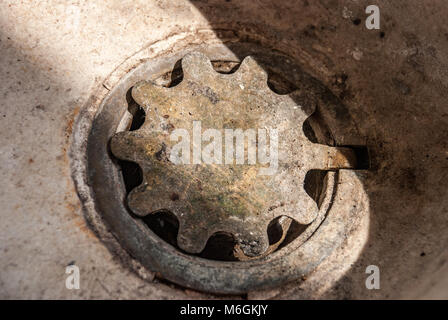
{"left": 304, "top": 170, "right": 327, "bottom": 207}
{"left": 343, "top": 145, "right": 370, "bottom": 169}
{"left": 118, "top": 160, "right": 143, "bottom": 193}
{"left": 126, "top": 87, "right": 145, "bottom": 130}
{"left": 211, "top": 61, "right": 241, "bottom": 74}
{"left": 167, "top": 60, "right": 184, "bottom": 88}
{"left": 142, "top": 210, "right": 179, "bottom": 247}
{"left": 114, "top": 88, "right": 146, "bottom": 194}
{"left": 266, "top": 217, "right": 284, "bottom": 244}
{"left": 200, "top": 232, "right": 239, "bottom": 261}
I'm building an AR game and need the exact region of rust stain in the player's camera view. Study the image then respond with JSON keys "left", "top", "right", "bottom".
{"left": 62, "top": 105, "right": 94, "bottom": 239}
{"left": 65, "top": 106, "right": 80, "bottom": 141}
{"left": 71, "top": 212, "right": 97, "bottom": 239}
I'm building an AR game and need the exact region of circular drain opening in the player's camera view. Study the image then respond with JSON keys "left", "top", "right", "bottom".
{"left": 72, "top": 34, "right": 367, "bottom": 294}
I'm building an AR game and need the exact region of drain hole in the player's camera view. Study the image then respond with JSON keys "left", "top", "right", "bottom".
{"left": 126, "top": 87, "right": 145, "bottom": 130}
{"left": 118, "top": 160, "right": 143, "bottom": 193}
{"left": 168, "top": 60, "right": 184, "bottom": 87}
{"left": 302, "top": 118, "right": 318, "bottom": 143}
{"left": 115, "top": 58, "right": 343, "bottom": 263}
{"left": 211, "top": 61, "right": 241, "bottom": 74}
{"left": 267, "top": 217, "right": 285, "bottom": 244}
{"left": 304, "top": 170, "right": 327, "bottom": 207}
{"left": 200, "top": 232, "right": 239, "bottom": 261}
{"left": 142, "top": 210, "right": 179, "bottom": 247}
{"left": 344, "top": 145, "right": 370, "bottom": 169}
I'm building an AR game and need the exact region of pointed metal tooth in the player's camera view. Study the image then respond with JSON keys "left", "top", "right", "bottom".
{"left": 235, "top": 56, "right": 268, "bottom": 85}
{"left": 176, "top": 222, "right": 212, "bottom": 254}
{"left": 131, "top": 80, "right": 172, "bottom": 107}
{"left": 181, "top": 51, "right": 215, "bottom": 82}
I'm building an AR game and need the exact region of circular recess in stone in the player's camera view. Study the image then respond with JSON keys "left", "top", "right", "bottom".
{"left": 72, "top": 39, "right": 366, "bottom": 294}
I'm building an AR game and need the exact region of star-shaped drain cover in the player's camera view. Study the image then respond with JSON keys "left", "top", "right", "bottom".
{"left": 110, "top": 52, "right": 356, "bottom": 257}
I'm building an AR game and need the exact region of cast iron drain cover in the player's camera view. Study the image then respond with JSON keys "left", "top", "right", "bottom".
{"left": 110, "top": 52, "right": 357, "bottom": 257}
